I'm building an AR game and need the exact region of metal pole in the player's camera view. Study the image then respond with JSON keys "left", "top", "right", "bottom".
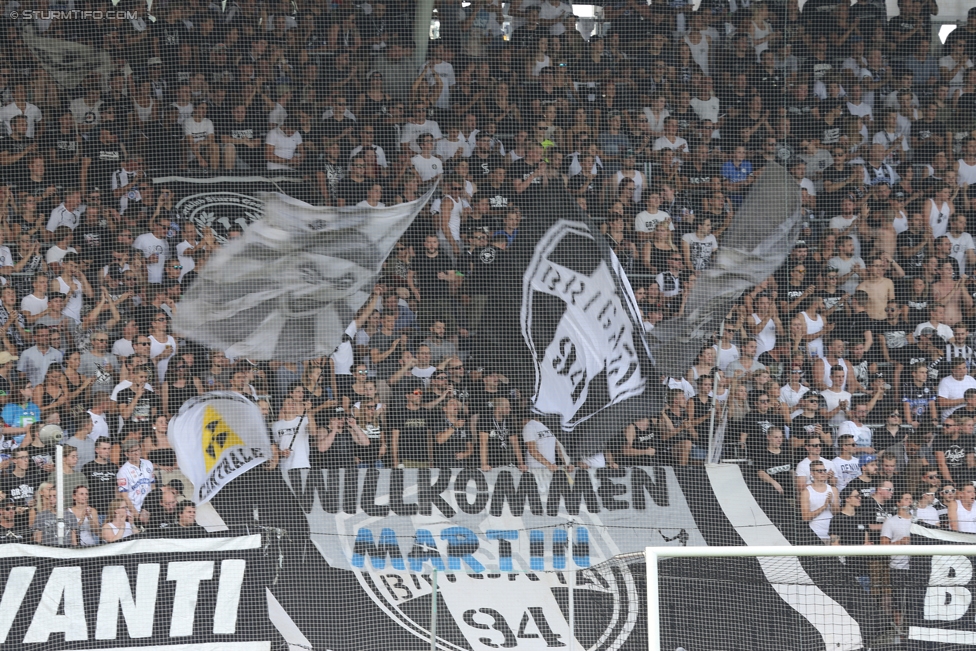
{"left": 430, "top": 568, "right": 438, "bottom": 651}
{"left": 706, "top": 319, "right": 725, "bottom": 458}
{"left": 567, "top": 524, "right": 575, "bottom": 651}
{"left": 645, "top": 549, "right": 660, "bottom": 651}
{"left": 413, "top": 0, "right": 435, "bottom": 63}
{"left": 56, "top": 444, "right": 64, "bottom": 546}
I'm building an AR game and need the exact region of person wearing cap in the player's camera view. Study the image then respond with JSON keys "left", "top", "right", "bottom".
{"left": 0, "top": 497, "right": 31, "bottom": 543}
{"left": 831, "top": 432, "right": 863, "bottom": 493}
{"left": 850, "top": 451, "right": 880, "bottom": 491}
{"left": 116, "top": 439, "right": 154, "bottom": 522}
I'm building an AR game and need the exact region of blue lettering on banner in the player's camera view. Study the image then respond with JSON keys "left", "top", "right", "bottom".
{"left": 352, "top": 526, "right": 591, "bottom": 572}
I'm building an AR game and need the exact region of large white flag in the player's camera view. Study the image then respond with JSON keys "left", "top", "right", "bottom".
{"left": 169, "top": 392, "right": 272, "bottom": 504}
{"left": 20, "top": 26, "right": 115, "bottom": 89}
{"left": 174, "top": 186, "right": 436, "bottom": 361}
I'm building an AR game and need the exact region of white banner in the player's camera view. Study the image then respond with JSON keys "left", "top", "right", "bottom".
{"left": 20, "top": 26, "right": 115, "bottom": 90}
{"left": 170, "top": 392, "right": 272, "bottom": 504}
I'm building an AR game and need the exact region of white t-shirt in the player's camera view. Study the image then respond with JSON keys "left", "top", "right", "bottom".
{"left": 538, "top": 0, "right": 572, "bottom": 35}
{"left": 435, "top": 136, "right": 471, "bottom": 160}
{"left": 938, "top": 374, "right": 976, "bottom": 420}
{"left": 265, "top": 128, "right": 303, "bottom": 170}
{"left": 21, "top": 293, "right": 47, "bottom": 316}
{"left": 681, "top": 232, "right": 718, "bottom": 271}
{"left": 183, "top": 116, "right": 215, "bottom": 143}
{"left": 522, "top": 419, "right": 558, "bottom": 468}
{"left": 634, "top": 209, "right": 673, "bottom": 233}
{"left": 880, "top": 514, "right": 913, "bottom": 569}
{"left": 132, "top": 232, "right": 169, "bottom": 284}
{"left": 430, "top": 60, "right": 456, "bottom": 109}
{"left": 411, "top": 154, "right": 444, "bottom": 182}
{"left": 175, "top": 240, "right": 195, "bottom": 280}
{"left": 836, "top": 420, "right": 873, "bottom": 451}
{"left": 55, "top": 275, "right": 84, "bottom": 323}
{"left": 947, "top": 231, "right": 976, "bottom": 276}
{"left": 652, "top": 136, "right": 689, "bottom": 153}
{"left": 274, "top": 415, "right": 310, "bottom": 472}
{"left": 0, "top": 101, "right": 43, "bottom": 137}
{"left": 831, "top": 455, "right": 861, "bottom": 492}
{"left": 88, "top": 410, "right": 109, "bottom": 442}
{"left": 45, "top": 244, "right": 78, "bottom": 265}
{"left": 47, "top": 203, "right": 84, "bottom": 232}
{"left": 149, "top": 334, "right": 177, "bottom": 384}
{"left": 795, "top": 456, "right": 837, "bottom": 483}
{"left": 939, "top": 55, "right": 974, "bottom": 86}
{"left": 116, "top": 459, "right": 155, "bottom": 512}
{"left": 400, "top": 120, "right": 444, "bottom": 154}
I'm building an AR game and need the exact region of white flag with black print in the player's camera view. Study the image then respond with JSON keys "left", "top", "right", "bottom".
{"left": 20, "top": 26, "right": 115, "bottom": 90}
{"left": 169, "top": 392, "right": 272, "bottom": 504}
{"left": 175, "top": 185, "right": 436, "bottom": 361}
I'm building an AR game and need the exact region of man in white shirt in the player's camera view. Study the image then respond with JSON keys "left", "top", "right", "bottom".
{"left": 46, "top": 189, "right": 85, "bottom": 233}
{"left": 946, "top": 215, "right": 976, "bottom": 276}
{"left": 836, "top": 399, "right": 875, "bottom": 455}
{"left": 400, "top": 104, "right": 443, "bottom": 154}
{"left": 537, "top": 0, "right": 573, "bottom": 36}
{"left": 265, "top": 118, "right": 305, "bottom": 171}
{"left": 411, "top": 133, "right": 444, "bottom": 182}
{"left": 831, "top": 433, "right": 861, "bottom": 492}
{"left": 435, "top": 123, "right": 471, "bottom": 160}
{"left": 427, "top": 44, "right": 456, "bottom": 111}
{"left": 652, "top": 118, "right": 689, "bottom": 156}
{"left": 795, "top": 436, "right": 838, "bottom": 492}
{"left": 68, "top": 86, "right": 102, "bottom": 132}
{"left": 132, "top": 220, "right": 169, "bottom": 284}
{"left": 183, "top": 102, "right": 220, "bottom": 170}
{"left": 938, "top": 358, "right": 976, "bottom": 420}
{"left": 0, "top": 83, "right": 42, "bottom": 137}
{"left": 522, "top": 419, "right": 574, "bottom": 470}
{"left": 634, "top": 189, "right": 673, "bottom": 239}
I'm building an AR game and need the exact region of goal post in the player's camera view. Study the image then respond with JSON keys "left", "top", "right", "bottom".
{"left": 645, "top": 544, "right": 976, "bottom": 651}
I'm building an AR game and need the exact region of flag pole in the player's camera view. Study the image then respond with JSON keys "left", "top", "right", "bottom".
{"left": 707, "top": 319, "right": 725, "bottom": 461}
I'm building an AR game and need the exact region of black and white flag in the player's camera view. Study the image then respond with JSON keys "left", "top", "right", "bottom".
{"left": 175, "top": 186, "right": 435, "bottom": 361}
{"left": 20, "top": 26, "right": 115, "bottom": 90}
{"left": 478, "top": 187, "right": 659, "bottom": 459}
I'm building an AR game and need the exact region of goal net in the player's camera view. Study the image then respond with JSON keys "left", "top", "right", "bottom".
{"left": 647, "top": 544, "right": 976, "bottom": 651}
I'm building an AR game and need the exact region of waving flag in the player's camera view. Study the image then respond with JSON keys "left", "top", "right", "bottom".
{"left": 175, "top": 186, "right": 435, "bottom": 361}
{"left": 20, "top": 26, "right": 115, "bottom": 89}
{"left": 169, "top": 392, "right": 272, "bottom": 504}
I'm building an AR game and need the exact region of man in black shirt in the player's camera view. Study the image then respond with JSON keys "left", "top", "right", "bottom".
{"left": 0, "top": 498, "right": 31, "bottom": 544}
{"left": 751, "top": 426, "right": 794, "bottom": 526}
{"left": 510, "top": 142, "right": 548, "bottom": 210}
{"left": 82, "top": 117, "right": 126, "bottom": 194}
{"left": 218, "top": 103, "right": 264, "bottom": 171}
{"left": 412, "top": 232, "right": 459, "bottom": 332}
{"left": 470, "top": 133, "right": 505, "bottom": 178}
{"left": 81, "top": 438, "right": 120, "bottom": 515}
{"left": 390, "top": 387, "right": 432, "bottom": 468}
{"left": 335, "top": 156, "right": 368, "bottom": 207}
{"left": 0, "top": 114, "right": 36, "bottom": 189}
{"left": 897, "top": 211, "right": 931, "bottom": 278}
{"left": 46, "top": 111, "right": 83, "bottom": 188}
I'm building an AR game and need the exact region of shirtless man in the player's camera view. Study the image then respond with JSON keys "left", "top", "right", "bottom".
{"left": 857, "top": 256, "right": 897, "bottom": 320}
{"left": 931, "top": 260, "right": 972, "bottom": 326}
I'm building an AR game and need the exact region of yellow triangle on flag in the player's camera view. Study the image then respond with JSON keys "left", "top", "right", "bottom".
{"left": 202, "top": 404, "right": 246, "bottom": 472}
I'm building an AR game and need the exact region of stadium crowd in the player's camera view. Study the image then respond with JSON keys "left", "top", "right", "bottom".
{"left": 0, "top": 0, "right": 973, "bottom": 599}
